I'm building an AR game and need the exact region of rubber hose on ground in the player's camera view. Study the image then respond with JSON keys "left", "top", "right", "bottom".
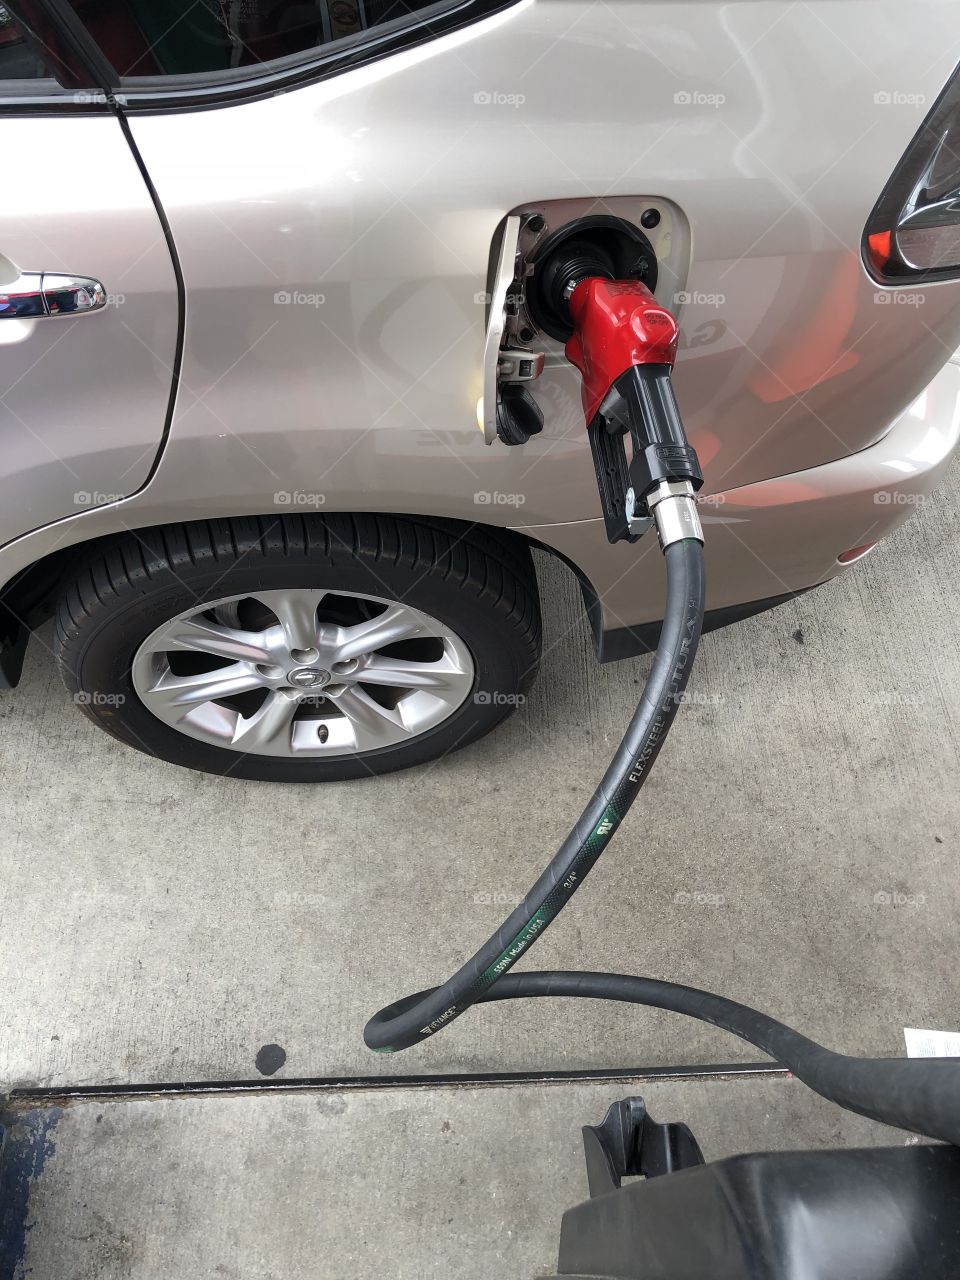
{"left": 472, "top": 971, "right": 960, "bottom": 1148}
{"left": 363, "top": 538, "right": 706, "bottom": 1052}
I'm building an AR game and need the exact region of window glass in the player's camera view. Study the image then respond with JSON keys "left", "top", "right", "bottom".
{"left": 65, "top": 0, "right": 455, "bottom": 80}
{"left": 0, "top": 4, "right": 54, "bottom": 79}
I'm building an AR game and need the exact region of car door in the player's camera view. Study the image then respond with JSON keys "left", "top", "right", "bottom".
{"left": 0, "top": 7, "right": 178, "bottom": 547}
{"left": 35, "top": 0, "right": 544, "bottom": 529}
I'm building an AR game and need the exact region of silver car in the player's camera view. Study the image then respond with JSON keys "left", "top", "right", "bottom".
{"left": 0, "top": 0, "right": 958, "bottom": 781}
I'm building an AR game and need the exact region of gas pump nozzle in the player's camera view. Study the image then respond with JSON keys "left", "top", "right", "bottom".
{"left": 564, "top": 277, "right": 704, "bottom": 545}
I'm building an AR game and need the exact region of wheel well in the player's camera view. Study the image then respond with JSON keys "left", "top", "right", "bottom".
{"left": 1, "top": 510, "right": 548, "bottom": 631}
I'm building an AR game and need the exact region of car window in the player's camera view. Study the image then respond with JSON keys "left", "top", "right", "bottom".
{"left": 62, "top": 0, "right": 461, "bottom": 80}
{"left": 0, "top": 4, "right": 56, "bottom": 80}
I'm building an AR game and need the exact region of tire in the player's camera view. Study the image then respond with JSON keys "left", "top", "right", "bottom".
{"left": 53, "top": 514, "right": 541, "bottom": 783}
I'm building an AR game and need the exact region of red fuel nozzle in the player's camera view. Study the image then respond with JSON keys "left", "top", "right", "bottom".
{"left": 565, "top": 277, "right": 680, "bottom": 426}
{"left": 561, "top": 276, "right": 703, "bottom": 544}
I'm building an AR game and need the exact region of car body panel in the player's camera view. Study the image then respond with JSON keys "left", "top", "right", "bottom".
{"left": 519, "top": 353, "right": 960, "bottom": 642}
{"left": 113, "top": 0, "right": 960, "bottom": 523}
{"left": 3, "top": 342, "right": 957, "bottom": 662}
{"left": 0, "top": 116, "right": 178, "bottom": 546}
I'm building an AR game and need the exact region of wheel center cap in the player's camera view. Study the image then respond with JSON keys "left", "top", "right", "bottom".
{"left": 287, "top": 666, "right": 331, "bottom": 690}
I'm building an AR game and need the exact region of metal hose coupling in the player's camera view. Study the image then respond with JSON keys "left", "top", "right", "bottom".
{"left": 645, "top": 479, "right": 704, "bottom": 550}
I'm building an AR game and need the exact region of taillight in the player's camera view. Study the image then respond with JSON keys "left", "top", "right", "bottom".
{"left": 864, "top": 68, "right": 960, "bottom": 284}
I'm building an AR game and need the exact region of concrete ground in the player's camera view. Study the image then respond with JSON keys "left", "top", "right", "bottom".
{"left": 0, "top": 1073, "right": 917, "bottom": 1280}
{"left": 0, "top": 459, "right": 958, "bottom": 1277}
{"left": 1, "top": 464, "right": 958, "bottom": 1089}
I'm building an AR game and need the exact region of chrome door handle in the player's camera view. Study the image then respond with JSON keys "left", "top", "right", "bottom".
{"left": 0, "top": 271, "right": 106, "bottom": 319}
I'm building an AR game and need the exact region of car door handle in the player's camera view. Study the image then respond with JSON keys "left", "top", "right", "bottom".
{"left": 0, "top": 271, "right": 106, "bottom": 319}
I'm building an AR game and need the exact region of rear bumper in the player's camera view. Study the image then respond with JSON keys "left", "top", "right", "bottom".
{"left": 514, "top": 353, "right": 960, "bottom": 660}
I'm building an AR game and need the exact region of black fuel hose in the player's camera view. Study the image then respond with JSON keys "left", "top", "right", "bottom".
{"left": 473, "top": 972, "right": 960, "bottom": 1148}
{"left": 365, "top": 531, "right": 960, "bottom": 1147}
{"left": 364, "top": 537, "right": 705, "bottom": 1052}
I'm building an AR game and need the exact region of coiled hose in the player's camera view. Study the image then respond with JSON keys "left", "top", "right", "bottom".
{"left": 365, "top": 534, "right": 960, "bottom": 1147}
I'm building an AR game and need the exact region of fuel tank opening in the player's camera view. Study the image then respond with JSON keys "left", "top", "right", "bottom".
{"left": 526, "top": 214, "right": 659, "bottom": 341}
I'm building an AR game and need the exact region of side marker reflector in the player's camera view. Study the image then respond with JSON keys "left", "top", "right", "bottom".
{"left": 838, "top": 542, "right": 878, "bottom": 564}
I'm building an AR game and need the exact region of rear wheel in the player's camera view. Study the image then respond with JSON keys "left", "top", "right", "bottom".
{"left": 54, "top": 515, "right": 541, "bottom": 782}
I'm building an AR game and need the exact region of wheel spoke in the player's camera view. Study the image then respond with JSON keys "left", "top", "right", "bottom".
{"left": 253, "top": 590, "right": 322, "bottom": 653}
{"left": 329, "top": 686, "right": 408, "bottom": 750}
{"left": 147, "top": 664, "right": 264, "bottom": 712}
{"left": 335, "top": 606, "right": 424, "bottom": 663}
{"left": 356, "top": 652, "right": 467, "bottom": 692}
{"left": 231, "top": 690, "right": 300, "bottom": 751}
{"left": 145, "top": 618, "right": 272, "bottom": 665}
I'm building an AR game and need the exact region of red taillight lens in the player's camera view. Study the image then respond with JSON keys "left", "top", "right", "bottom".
{"left": 866, "top": 229, "right": 893, "bottom": 273}
{"left": 864, "top": 72, "right": 960, "bottom": 284}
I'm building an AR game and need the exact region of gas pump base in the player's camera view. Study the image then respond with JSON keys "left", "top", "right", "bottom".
{"left": 551, "top": 1104, "right": 960, "bottom": 1280}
